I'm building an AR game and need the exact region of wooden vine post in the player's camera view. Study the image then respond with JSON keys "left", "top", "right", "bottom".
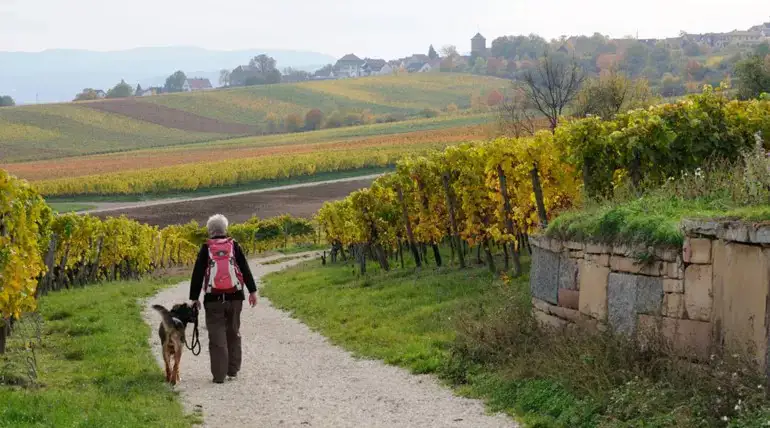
{"left": 497, "top": 165, "right": 522, "bottom": 276}
{"left": 442, "top": 172, "right": 465, "bottom": 268}
{"left": 530, "top": 161, "right": 548, "bottom": 229}
{"left": 396, "top": 185, "right": 422, "bottom": 267}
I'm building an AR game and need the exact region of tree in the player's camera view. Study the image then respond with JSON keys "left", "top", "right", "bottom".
{"left": 283, "top": 67, "right": 311, "bottom": 82}
{"left": 735, "top": 55, "right": 770, "bottom": 100}
{"left": 522, "top": 51, "right": 584, "bottom": 130}
{"left": 106, "top": 79, "right": 133, "bottom": 98}
{"left": 74, "top": 88, "right": 99, "bottom": 101}
{"left": 441, "top": 45, "right": 459, "bottom": 58}
{"left": 486, "top": 89, "right": 504, "bottom": 107}
{"left": 428, "top": 45, "right": 438, "bottom": 60}
{"left": 286, "top": 113, "right": 304, "bottom": 132}
{"left": 0, "top": 95, "right": 14, "bottom": 107}
{"left": 219, "top": 69, "right": 231, "bottom": 87}
{"left": 305, "top": 109, "right": 324, "bottom": 130}
{"left": 756, "top": 42, "right": 770, "bottom": 59}
{"left": 497, "top": 86, "right": 537, "bottom": 138}
{"left": 573, "top": 69, "right": 654, "bottom": 119}
{"left": 471, "top": 57, "right": 487, "bottom": 75}
{"left": 249, "top": 54, "right": 277, "bottom": 74}
{"left": 165, "top": 71, "right": 187, "bottom": 93}
{"left": 135, "top": 84, "right": 143, "bottom": 96}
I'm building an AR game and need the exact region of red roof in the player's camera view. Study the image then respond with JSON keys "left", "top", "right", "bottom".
{"left": 186, "top": 78, "right": 212, "bottom": 90}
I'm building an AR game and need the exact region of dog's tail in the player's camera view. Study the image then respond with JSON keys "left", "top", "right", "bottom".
{"left": 152, "top": 304, "right": 184, "bottom": 330}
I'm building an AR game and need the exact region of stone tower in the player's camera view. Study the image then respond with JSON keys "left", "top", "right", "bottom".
{"left": 471, "top": 33, "right": 487, "bottom": 57}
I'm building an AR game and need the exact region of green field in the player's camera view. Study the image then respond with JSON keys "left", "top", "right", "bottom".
{"left": 143, "top": 74, "right": 508, "bottom": 125}
{"left": 0, "top": 74, "right": 508, "bottom": 163}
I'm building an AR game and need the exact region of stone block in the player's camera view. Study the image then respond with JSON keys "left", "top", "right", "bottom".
{"left": 664, "top": 257, "right": 684, "bottom": 279}
{"left": 681, "top": 219, "right": 720, "bottom": 238}
{"left": 719, "top": 223, "right": 750, "bottom": 243}
{"left": 579, "top": 261, "right": 610, "bottom": 321}
{"left": 607, "top": 273, "right": 664, "bottom": 335}
{"left": 663, "top": 278, "right": 684, "bottom": 293}
{"left": 565, "top": 241, "right": 584, "bottom": 250}
{"left": 610, "top": 256, "right": 663, "bottom": 276}
{"left": 636, "top": 275, "right": 664, "bottom": 315}
{"left": 585, "top": 243, "right": 610, "bottom": 254}
{"left": 637, "top": 315, "right": 712, "bottom": 361}
{"left": 608, "top": 273, "right": 637, "bottom": 336}
{"left": 683, "top": 238, "right": 712, "bottom": 264}
{"left": 532, "top": 297, "right": 551, "bottom": 314}
{"left": 684, "top": 264, "right": 713, "bottom": 322}
{"left": 655, "top": 247, "right": 680, "bottom": 262}
{"left": 558, "top": 255, "right": 579, "bottom": 290}
{"left": 751, "top": 226, "right": 770, "bottom": 245}
{"left": 549, "top": 305, "right": 582, "bottom": 323}
{"left": 558, "top": 289, "right": 580, "bottom": 310}
{"left": 612, "top": 244, "right": 645, "bottom": 257}
{"left": 586, "top": 253, "right": 610, "bottom": 267}
{"left": 664, "top": 293, "right": 685, "bottom": 318}
{"left": 712, "top": 241, "right": 770, "bottom": 368}
{"left": 534, "top": 309, "right": 568, "bottom": 330}
{"left": 569, "top": 250, "right": 584, "bottom": 259}
{"left": 530, "top": 246, "right": 560, "bottom": 305}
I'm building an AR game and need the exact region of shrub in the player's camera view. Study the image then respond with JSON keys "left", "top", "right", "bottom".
{"left": 305, "top": 109, "right": 323, "bottom": 130}
{"left": 487, "top": 89, "right": 504, "bottom": 107}
{"left": 446, "top": 103, "right": 459, "bottom": 114}
{"left": 420, "top": 108, "right": 440, "bottom": 118}
{"left": 285, "top": 113, "right": 304, "bottom": 133}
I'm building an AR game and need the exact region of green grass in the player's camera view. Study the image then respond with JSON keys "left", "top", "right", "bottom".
{"left": 546, "top": 194, "right": 770, "bottom": 249}
{"left": 262, "top": 249, "right": 770, "bottom": 427}
{"left": 47, "top": 202, "right": 97, "bottom": 213}
{"left": 0, "top": 277, "right": 197, "bottom": 428}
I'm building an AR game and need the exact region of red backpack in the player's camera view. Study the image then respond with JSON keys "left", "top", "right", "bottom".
{"left": 204, "top": 238, "right": 245, "bottom": 294}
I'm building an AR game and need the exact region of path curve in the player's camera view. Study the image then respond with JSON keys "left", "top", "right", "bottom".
{"left": 143, "top": 253, "right": 518, "bottom": 428}
{"left": 83, "top": 174, "right": 384, "bottom": 214}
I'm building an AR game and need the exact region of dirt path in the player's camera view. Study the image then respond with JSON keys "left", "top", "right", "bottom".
{"left": 143, "top": 253, "right": 518, "bottom": 428}
{"left": 83, "top": 173, "right": 383, "bottom": 214}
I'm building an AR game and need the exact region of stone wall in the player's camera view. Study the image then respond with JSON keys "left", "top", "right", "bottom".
{"left": 530, "top": 220, "right": 770, "bottom": 369}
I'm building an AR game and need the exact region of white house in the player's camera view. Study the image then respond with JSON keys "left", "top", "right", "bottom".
{"left": 182, "top": 78, "right": 213, "bottom": 92}
{"left": 334, "top": 54, "right": 366, "bottom": 78}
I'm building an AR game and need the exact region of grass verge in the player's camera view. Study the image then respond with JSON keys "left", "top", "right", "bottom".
{"left": 262, "top": 254, "right": 770, "bottom": 427}
{"left": 47, "top": 202, "right": 97, "bottom": 213}
{"left": 0, "top": 276, "right": 197, "bottom": 428}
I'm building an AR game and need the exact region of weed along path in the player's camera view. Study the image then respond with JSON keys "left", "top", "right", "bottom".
{"left": 144, "top": 253, "right": 517, "bottom": 428}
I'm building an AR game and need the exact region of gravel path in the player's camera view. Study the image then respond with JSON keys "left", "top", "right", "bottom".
{"left": 143, "top": 253, "right": 518, "bottom": 428}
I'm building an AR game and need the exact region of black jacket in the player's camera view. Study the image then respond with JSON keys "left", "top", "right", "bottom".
{"left": 189, "top": 236, "right": 257, "bottom": 302}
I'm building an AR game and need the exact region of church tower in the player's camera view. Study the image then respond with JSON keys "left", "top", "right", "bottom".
{"left": 471, "top": 33, "right": 487, "bottom": 57}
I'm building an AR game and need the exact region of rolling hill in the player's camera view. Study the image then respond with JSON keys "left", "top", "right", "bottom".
{"left": 0, "top": 73, "right": 510, "bottom": 162}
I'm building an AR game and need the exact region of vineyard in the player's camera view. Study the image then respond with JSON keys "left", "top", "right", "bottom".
{"left": 0, "top": 74, "right": 507, "bottom": 163}
{"left": 142, "top": 73, "right": 509, "bottom": 125}
{"left": 315, "top": 85, "right": 770, "bottom": 274}
{"left": 5, "top": 119, "right": 493, "bottom": 182}
{"left": 0, "top": 167, "right": 316, "bottom": 350}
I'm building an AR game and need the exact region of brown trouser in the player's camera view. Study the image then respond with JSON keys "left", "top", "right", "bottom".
{"left": 204, "top": 300, "right": 242, "bottom": 382}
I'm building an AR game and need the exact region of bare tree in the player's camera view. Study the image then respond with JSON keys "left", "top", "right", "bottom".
{"left": 522, "top": 51, "right": 584, "bottom": 131}
{"left": 441, "top": 45, "right": 459, "bottom": 58}
{"left": 497, "top": 86, "right": 537, "bottom": 138}
{"left": 219, "top": 69, "right": 231, "bottom": 87}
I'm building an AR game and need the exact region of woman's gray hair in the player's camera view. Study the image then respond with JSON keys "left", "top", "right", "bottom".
{"left": 206, "top": 214, "right": 229, "bottom": 237}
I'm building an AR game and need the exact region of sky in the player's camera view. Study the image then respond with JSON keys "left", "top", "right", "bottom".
{"left": 1, "top": 0, "right": 768, "bottom": 59}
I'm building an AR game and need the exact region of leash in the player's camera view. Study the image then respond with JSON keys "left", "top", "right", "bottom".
{"left": 184, "top": 306, "right": 202, "bottom": 356}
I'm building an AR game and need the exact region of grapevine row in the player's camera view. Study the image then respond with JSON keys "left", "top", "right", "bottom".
{"left": 315, "top": 86, "right": 770, "bottom": 274}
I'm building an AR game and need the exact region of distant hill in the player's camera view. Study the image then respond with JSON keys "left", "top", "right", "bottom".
{"left": 0, "top": 73, "right": 509, "bottom": 163}
{"left": 0, "top": 47, "right": 336, "bottom": 104}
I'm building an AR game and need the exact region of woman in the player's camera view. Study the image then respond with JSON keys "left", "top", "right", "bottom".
{"left": 189, "top": 214, "right": 258, "bottom": 383}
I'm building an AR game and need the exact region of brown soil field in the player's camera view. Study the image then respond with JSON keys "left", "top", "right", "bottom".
{"left": 5, "top": 125, "right": 486, "bottom": 181}
{"left": 82, "top": 98, "right": 258, "bottom": 134}
{"left": 90, "top": 178, "right": 375, "bottom": 227}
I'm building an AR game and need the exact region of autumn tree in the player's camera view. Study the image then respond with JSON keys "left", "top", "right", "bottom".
{"left": 0, "top": 95, "right": 15, "bottom": 107}
{"left": 219, "top": 69, "right": 231, "bottom": 87}
{"left": 487, "top": 89, "right": 504, "bottom": 107}
{"left": 522, "top": 51, "right": 584, "bottom": 131}
{"left": 305, "top": 109, "right": 324, "bottom": 130}
{"left": 74, "top": 88, "right": 99, "bottom": 101}
{"left": 286, "top": 113, "right": 304, "bottom": 132}
{"left": 165, "top": 70, "right": 188, "bottom": 93}
{"left": 735, "top": 54, "right": 770, "bottom": 100}
{"left": 428, "top": 45, "right": 438, "bottom": 60}
{"left": 573, "top": 69, "right": 654, "bottom": 119}
{"left": 107, "top": 79, "right": 134, "bottom": 98}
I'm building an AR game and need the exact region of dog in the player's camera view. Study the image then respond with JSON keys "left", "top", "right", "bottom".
{"left": 152, "top": 303, "right": 197, "bottom": 385}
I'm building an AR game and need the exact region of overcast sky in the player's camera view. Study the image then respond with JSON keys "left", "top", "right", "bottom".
{"left": 1, "top": 0, "right": 768, "bottom": 59}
